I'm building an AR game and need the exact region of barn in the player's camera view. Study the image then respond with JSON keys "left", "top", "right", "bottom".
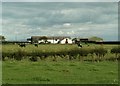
{"left": 30, "top": 36, "right": 73, "bottom": 44}
{"left": 61, "top": 38, "right": 72, "bottom": 44}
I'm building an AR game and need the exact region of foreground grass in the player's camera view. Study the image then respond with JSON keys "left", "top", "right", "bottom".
{"left": 2, "top": 60, "right": 118, "bottom": 84}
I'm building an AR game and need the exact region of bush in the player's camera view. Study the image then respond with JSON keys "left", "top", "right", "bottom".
{"left": 92, "top": 47, "right": 107, "bottom": 61}
{"left": 111, "top": 46, "right": 120, "bottom": 60}
{"left": 79, "top": 48, "right": 89, "bottom": 56}
{"left": 111, "top": 46, "right": 120, "bottom": 54}
{"left": 94, "top": 48, "right": 107, "bottom": 57}
{"left": 31, "top": 51, "right": 41, "bottom": 57}
{"left": 79, "top": 49, "right": 90, "bottom": 61}
{"left": 2, "top": 52, "right": 14, "bottom": 61}
{"left": 68, "top": 49, "right": 79, "bottom": 60}
{"left": 13, "top": 49, "right": 26, "bottom": 61}
{"left": 29, "top": 56, "right": 38, "bottom": 62}
{"left": 31, "top": 51, "right": 50, "bottom": 60}
{"left": 2, "top": 52, "right": 6, "bottom": 61}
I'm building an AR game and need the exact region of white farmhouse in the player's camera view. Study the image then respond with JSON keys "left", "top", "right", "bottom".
{"left": 61, "top": 38, "right": 72, "bottom": 44}
{"left": 47, "top": 39, "right": 60, "bottom": 44}
{"left": 38, "top": 39, "right": 45, "bottom": 43}
{"left": 31, "top": 36, "right": 73, "bottom": 44}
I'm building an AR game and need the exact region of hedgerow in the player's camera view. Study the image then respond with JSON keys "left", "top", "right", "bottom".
{"left": 111, "top": 46, "right": 120, "bottom": 60}
{"left": 13, "top": 49, "right": 26, "bottom": 61}
{"left": 2, "top": 45, "right": 119, "bottom": 62}
{"left": 93, "top": 47, "right": 107, "bottom": 62}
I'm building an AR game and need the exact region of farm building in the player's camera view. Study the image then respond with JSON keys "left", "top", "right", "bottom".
{"left": 80, "top": 38, "right": 89, "bottom": 42}
{"left": 61, "top": 38, "right": 72, "bottom": 44}
{"left": 72, "top": 38, "right": 89, "bottom": 44}
{"left": 27, "top": 38, "right": 31, "bottom": 43}
{"left": 72, "top": 36, "right": 103, "bottom": 43}
{"left": 30, "top": 36, "right": 73, "bottom": 44}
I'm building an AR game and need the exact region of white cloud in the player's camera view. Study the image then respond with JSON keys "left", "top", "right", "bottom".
{"left": 63, "top": 23, "right": 71, "bottom": 27}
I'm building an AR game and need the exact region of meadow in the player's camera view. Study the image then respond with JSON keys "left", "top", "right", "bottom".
{"left": 2, "top": 60, "right": 118, "bottom": 84}
{"left": 1, "top": 44, "right": 119, "bottom": 84}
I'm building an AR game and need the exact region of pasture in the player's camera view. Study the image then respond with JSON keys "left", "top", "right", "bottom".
{"left": 1, "top": 44, "right": 119, "bottom": 84}
{"left": 2, "top": 60, "right": 118, "bottom": 84}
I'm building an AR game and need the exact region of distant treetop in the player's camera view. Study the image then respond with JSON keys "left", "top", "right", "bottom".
{"left": 0, "top": 35, "right": 5, "bottom": 41}
{"left": 89, "top": 36, "right": 103, "bottom": 42}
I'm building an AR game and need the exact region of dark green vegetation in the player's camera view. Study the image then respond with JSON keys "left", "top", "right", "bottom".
{"left": 2, "top": 44, "right": 120, "bottom": 62}
{"left": 111, "top": 46, "right": 120, "bottom": 60}
{"left": 1, "top": 44, "right": 119, "bottom": 84}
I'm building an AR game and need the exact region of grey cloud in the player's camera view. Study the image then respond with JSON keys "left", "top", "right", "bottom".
{"left": 2, "top": 2, "right": 118, "bottom": 41}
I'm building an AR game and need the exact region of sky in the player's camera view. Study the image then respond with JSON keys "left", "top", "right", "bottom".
{"left": 2, "top": 1, "right": 118, "bottom": 41}
{"left": 1, "top": 0, "right": 120, "bottom": 2}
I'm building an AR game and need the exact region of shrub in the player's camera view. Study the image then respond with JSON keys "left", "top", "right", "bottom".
{"left": 31, "top": 51, "right": 41, "bottom": 57}
{"left": 2, "top": 52, "right": 6, "bottom": 61}
{"left": 92, "top": 47, "right": 107, "bottom": 62}
{"left": 78, "top": 48, "right": 89, "bottom": 61}
{"left": 68, "top": 49, "right": 79, "bottom": 60}
{"left": 79, "top": 48, "right": 89, "bottom": 56}
{"left": 111, "top": 46, "right": 120, "bottom": 60}
{"left": 13, "top": 49, "right": 26, "bottom": 61}
{"left": 2, "top": 52, "right": 14, "bottom": 61}
{"left": 31, "top": 51, "right": 42, "bottom": 60}
{"left": 29, "top": 56, "right": 38, "bottom": 62}
{"left": 31, "top": 51, "right": 51, "bottom": 60}
{"left": 111, "top": 46, "right": 120, "bottom": 54}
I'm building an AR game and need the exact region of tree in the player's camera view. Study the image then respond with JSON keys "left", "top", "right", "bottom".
{"left": 89, "top": 36, "right": 103, "bottom": 42}
{"left": 0, "top": 35, "right": 5, "bottom": 41}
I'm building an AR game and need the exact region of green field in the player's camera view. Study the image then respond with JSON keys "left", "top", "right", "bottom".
{"left": 2, "top": 60, "right": 118, "bottom": 84}
{"left": 1, "top": 44, "right": 119, "bottom": 84}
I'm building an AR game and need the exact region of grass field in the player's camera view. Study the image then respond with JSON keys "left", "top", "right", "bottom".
{"left": 1, "top": 44, "right": 119, "bottom": 84}
{"left": 2, "top": 60, "right": 118, "bottom": 84}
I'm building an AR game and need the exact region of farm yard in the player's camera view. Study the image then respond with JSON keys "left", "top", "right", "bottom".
{"left": 1, "top": 44, "right": 119, "bottom": 84}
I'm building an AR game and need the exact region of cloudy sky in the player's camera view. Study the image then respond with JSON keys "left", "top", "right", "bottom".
{"left": 2, "top": 2, "right": 118, "bottom": 41}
